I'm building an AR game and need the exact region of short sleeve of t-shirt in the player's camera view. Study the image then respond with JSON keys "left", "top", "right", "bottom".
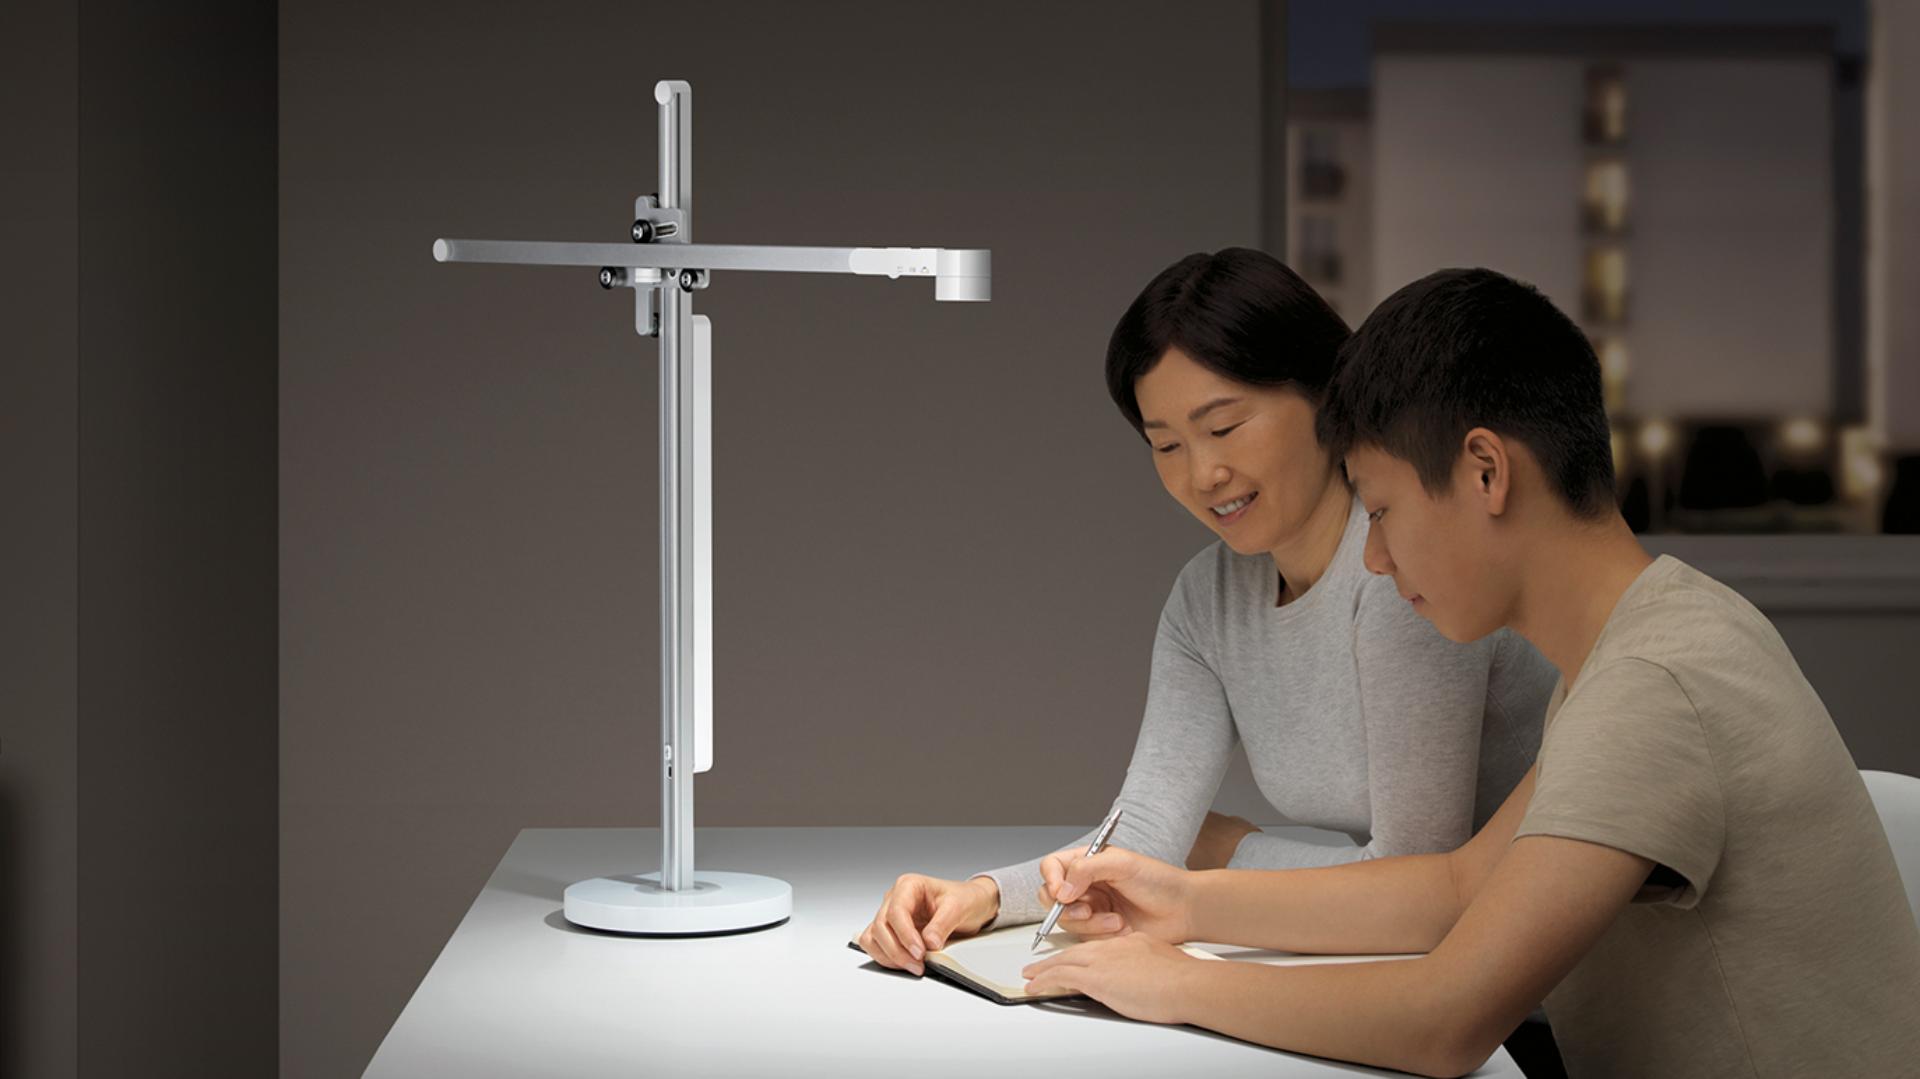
{"left": 1517, "top": 657, "right": 1726, "bottom": 909}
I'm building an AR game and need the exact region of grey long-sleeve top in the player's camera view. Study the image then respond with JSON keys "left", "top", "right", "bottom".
{"left": 980, "top": 496, "right": 1556, "bottom": 926}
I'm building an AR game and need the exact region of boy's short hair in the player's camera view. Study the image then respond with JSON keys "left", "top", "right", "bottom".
{"left": 1317, "top": 267, "right": 1617, "bottom": 518}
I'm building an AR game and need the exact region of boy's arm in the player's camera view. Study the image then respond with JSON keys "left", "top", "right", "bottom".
{"left": 1160, "top": 831, "right": 1650, "bottom": 1077}
{"left": 1186, "top": 767, "right": 1539, "bottom": 954}
{"left": 1029, "top": 766, "right": 1656, "bottom": 1073}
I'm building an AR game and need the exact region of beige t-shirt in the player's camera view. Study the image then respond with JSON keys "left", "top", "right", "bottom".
{"left": 1516, "top": 555, "right": 1920, "bottom": 1078}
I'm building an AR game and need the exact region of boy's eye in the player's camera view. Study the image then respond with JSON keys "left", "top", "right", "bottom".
{"left": 1211, "top": 422, "right": 1246, "bottom": 438}
{"left": 1154, "top": 443, "right": 1180, "bottom": 455}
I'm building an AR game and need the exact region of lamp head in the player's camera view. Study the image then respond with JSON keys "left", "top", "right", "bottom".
{"left": 935, "top": 249, "right": 991, "bottom": 302}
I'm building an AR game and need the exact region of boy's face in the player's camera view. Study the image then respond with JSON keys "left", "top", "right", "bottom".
{"left": 1345, "top": 443, "right": 1510, "bottom": 643}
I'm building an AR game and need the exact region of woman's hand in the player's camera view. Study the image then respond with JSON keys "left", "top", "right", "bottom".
{"left": 1021, "top": 934, "right": 1207, "bottom": 1024}
{"left": 856, "top": 873, "right": 999, "bottom": 976}
{"left": 1036, "top": 846, "right": 1197, "bottom": 943}
{"left": 1186, "top": 811, "right": 1261, "bottom": 870}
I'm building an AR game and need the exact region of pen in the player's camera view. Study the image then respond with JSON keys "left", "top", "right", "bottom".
{"left": 1031, "top": 807, "right": 1124, "bottom": 952}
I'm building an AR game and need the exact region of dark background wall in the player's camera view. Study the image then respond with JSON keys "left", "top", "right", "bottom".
{"left": 1, "top": 1, "right": 279, "bottom": 1075}
{"left": 1, "top": 2, "right": 79, "bottom": 1076}
{"left": 76, "top": 2, "right": 279, "bottom": 1075}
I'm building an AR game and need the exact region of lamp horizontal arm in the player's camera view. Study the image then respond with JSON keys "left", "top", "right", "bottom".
{"left": 432, "top": 239, "right": 989, "bottom": 299}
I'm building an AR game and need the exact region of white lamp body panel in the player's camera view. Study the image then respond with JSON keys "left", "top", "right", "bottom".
{"left": 693, "top": 315, "right": 713, "bottom": 774}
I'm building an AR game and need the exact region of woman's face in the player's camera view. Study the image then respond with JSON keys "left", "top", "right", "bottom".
{"left": 1134, "top": 348, "right": 1337, "bottom": 557}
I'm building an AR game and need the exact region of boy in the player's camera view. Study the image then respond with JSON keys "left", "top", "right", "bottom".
{"left": 1019, "top": 269, "right": 1920, "bottom": 1077}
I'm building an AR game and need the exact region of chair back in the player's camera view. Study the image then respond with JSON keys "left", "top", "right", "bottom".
{"left": 1862, "top": 770, "right": 1920, "bottom": 927}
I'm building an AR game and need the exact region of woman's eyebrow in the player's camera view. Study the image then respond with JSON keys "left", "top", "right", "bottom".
{"left": 1141, "top": 396, "right": 1246, "bottom": 430}
{"left": 1186, "top": 396, "right": 1244, "bottom": 422}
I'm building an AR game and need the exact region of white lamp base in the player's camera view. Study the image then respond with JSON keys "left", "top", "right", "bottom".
{"left": 562, "top": 871, "right": 792, "bottom": 935}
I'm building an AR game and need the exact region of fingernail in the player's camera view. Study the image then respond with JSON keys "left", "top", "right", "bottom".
{"left": 1058, "top": 883, "right": 1075, "bottom": 901}
{"left": 909, "top": 943, "right": 922, "bottom": 959}
{"left": 1069, "top": 904, "right": 1089, "bottom": 919}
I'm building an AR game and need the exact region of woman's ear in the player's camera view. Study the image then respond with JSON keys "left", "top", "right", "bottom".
{"left": 1461, "top": 427, "right": 1511, "bottom": 516}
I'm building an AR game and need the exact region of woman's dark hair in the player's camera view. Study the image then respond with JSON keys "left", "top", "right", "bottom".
{"left": 1318, "top": 267, "right": 1616, "bottom": 518}
{"left": 1104, "top": 247, "right": 1351, "bottom": 440}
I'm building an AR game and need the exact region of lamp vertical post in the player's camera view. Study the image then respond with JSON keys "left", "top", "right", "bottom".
{"left": 657, "top": 80, "right": 696, "bottom": 892}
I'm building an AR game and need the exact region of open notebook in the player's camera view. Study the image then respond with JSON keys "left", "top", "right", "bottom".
{"left": 850, "top": 924, "right": 1222, "bottom": 1005}
{"left": 850, "top": 925, "right": 1421, "bottom": 1006}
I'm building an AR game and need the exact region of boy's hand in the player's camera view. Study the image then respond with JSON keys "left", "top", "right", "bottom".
{"left": 856, "top": 873, "right": 999, "bottom": 976}
{"left": 1186, "top": 811, "right": 1260, "bottom": 870}
{"left": 1036, "top": 846, "right": 1196, "bottom": 943}
{"left": 1021, "top": 934, "right": 1205, "bottom": 1024}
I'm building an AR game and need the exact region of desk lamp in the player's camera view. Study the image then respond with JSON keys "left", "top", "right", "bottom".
{"left": 432, "top": 80, "right": 990, "bottom": 934}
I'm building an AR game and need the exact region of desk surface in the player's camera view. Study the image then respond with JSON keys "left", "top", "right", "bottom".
{"left": 367, "top": 827, "right": 1519, "bottom": 1078}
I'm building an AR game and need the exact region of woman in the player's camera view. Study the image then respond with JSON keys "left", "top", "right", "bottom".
{"left": 856, "top": 248, "right": 1556, "bottom": 974}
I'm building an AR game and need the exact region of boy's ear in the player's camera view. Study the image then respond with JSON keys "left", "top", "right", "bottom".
{"left": 1461, "top": 427, "right": 1510, "bottom": 516}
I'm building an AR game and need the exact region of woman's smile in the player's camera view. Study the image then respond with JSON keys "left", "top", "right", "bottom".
{"left": 1209, "top": 490, "right": 1259, "bottom": 525}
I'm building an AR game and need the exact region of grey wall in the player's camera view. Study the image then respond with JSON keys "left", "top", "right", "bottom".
{"left": 1, "top": 2, "right": 280, "bottom": 1075}
{"left": 1373, "top": 57, "right": 1585, "bottom": 311}
{"left": 0, "top": 2, "right": 79, "bottom": 1075}
{"left": 280, "top": 2, "right": 1263, "bottom": 1074}
{"left": 1630, "top": 57, "right": 1833, "bottom": 418}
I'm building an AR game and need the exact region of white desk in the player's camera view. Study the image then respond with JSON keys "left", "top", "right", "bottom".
{"left": 367, "top": 827, "right": 1520, "bottom": 1077}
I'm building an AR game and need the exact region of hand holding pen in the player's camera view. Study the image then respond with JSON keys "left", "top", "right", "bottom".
{"left": 1033, "top": 826, "right": 1198, "bottom": 949}
{"left": 1031, "top": 807, "right": 1124, "bottom": 951}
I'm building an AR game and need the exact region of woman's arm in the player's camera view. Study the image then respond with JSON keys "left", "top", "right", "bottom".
{"left": 979, "top": 565, "right": 1239, "bottom": 926}
{"left": 1222, "top": 580, "right": 1510, "bottom": 872}
{"left": 1349, "top": 579, "right": 1493, "bottom": 856}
